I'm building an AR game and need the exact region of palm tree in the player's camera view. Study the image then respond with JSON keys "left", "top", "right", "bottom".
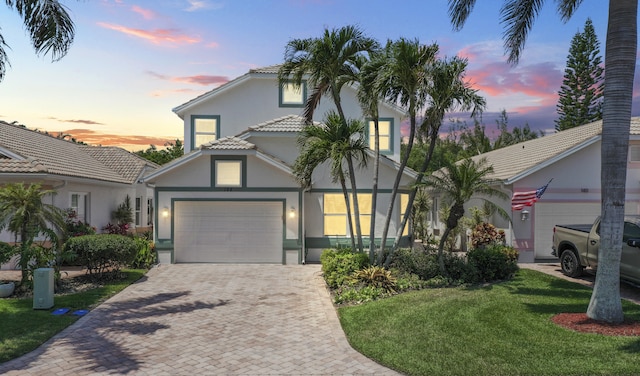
{"left": 279, "top": 25, "right": 378, "bottom": 252}
{"left": 375, "top": 39, "right": 439, "bottom": 264}
{"left": 292, "top": 112, "right": 369, "bottom": 251}
{"left": 0, "top": 183, "right": 65, "bottom": 283}
{"left": 385, "top": 56, "right": 486, "bottom": 267}
{"left": 357, "top": 52, "right": 386, "bottom": 262}
{"left": 2, "top": 0, "right": 75, "bottom": 82}
{"left": 448, "top": 0, "right": 636, "bottom": 324}
{"left": 423, "top": 158, "right": 508, "bottom": 275}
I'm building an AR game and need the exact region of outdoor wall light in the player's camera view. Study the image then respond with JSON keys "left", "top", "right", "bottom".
{"left": 162, "top": 207, "right": 170, "bottom": 218}
{"left": 289, "top": 206, "right": 296, "bottom": 218}
{"left": 521, "top": 209, "right": 530, "bottom": 221}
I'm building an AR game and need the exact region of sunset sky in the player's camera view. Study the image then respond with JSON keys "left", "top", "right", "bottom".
{"left": 0, "top": 0, "right": 631, "bottom": 151}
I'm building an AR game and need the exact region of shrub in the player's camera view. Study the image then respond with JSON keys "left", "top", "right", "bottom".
{"left": 333, "top": 285, "right": 385, "bottom": 305}
{"left": 392, "top": 270, "right": 428, "bottom": 291}
{"left": 130, "top": 236, "right": 156, "bottom": 269}
{"left": 468, "top": 244, "right": 519, "bottom": 282}
{"left": 320, "top": 249, "right": 369, "bottom": 288}
{"left": 0, "top": 241, "right": 17, "bottom": 266}
{"left": 102, "top": 222, "right": 130, "bottom": 235}
{"left": 471, "top": 222, "right": 505, "bottom": 249}
{"left": 351, "top": 266, "right": 397, "bottom": 293}
{"left": 65, "top": 234, "right": 137, "bottom": 279}
{"left": 64, "top": 209, "right": 96, "bottom": 238}
{"left": 389, "top": 247, "right": 439, "bottom": 281}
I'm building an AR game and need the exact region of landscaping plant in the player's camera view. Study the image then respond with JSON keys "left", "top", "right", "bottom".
{"left": 65, "top": 234, "right": 137, "bottom": 279}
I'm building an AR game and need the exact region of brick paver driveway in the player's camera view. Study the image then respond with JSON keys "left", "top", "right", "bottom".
{"left": 0, "top": 264, "right": 399, "bottom": 375}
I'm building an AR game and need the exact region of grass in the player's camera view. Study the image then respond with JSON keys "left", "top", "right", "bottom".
{"left": 0, "top": 269, "right": 146, "bottom": 364}
{"left": 339, "top": 269, "right": 640, "bottom": 376}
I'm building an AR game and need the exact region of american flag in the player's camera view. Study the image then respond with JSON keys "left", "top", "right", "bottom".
{"left": 511, "top": 180, "right": 552, "bottom": 211}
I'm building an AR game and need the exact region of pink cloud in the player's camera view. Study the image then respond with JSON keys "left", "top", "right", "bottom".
{"left": 97, "top": 22, "right": 200, "bottom": 45}
{"left": 131, "top": 5, "right": 157, "bottom": 20}
{"left": 467, "top": 61, "right": 562, "bottom": 107}
{"left": 147, "top": 71, "right": 229, "bottom": 86}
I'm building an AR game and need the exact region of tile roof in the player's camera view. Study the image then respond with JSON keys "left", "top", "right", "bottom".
{"left": 247, "top": 115, "right": 309, "bottom": 133}
{"left": 0, "top": 121, "right": 157, "bottom": 184}
{"left": 474, "top": 117, "right": 640, "bottom": 183}
{"left": 248, "top": 64, "right": 282, "bottom": 74}
{"left": 201, "top": 136, "right": 256, "bottom": 150}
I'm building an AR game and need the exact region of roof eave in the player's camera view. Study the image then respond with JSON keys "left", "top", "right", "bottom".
{"left": 503, "top": 135, "right": 601, "bottom": 185}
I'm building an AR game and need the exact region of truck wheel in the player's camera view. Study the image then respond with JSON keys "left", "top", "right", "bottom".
{"left": 560, "top": 250, "right": 584, "bottom": 278}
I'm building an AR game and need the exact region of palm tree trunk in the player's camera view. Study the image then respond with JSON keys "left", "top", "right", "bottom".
{"left": 339, "top": 174, "right": 357, "bottom": 251}
{"left": 378, "top": 110, "right": 417, "bottom": 264}
{"left": 384, "top": 130, "right": 438, "bottom": 267}
{"left": 347, "top": 158, "right": 364, "bottom": 253}
{"left": 587, "top": 0, "right": 636, "bottom": 324}
{"left": 19, "top": 226, "right": 29, "bottom": 284}
{"left": 437, "top": 227, "right": 452, "bottom": 276}
{"left": 369, "top": 119, "right": 380, "bottom": 263}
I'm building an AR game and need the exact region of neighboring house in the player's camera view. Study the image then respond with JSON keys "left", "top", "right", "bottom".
{"left": 142, "top": 65, "right": 416, "bottom": 264}
{"left": 466, "top": 117, "right": 640, "bottom": 262}
{"left": 0, "top": 121, "right": 158, "bottom": 268}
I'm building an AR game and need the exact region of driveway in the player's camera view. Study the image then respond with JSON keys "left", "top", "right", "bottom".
{"left": 0, "top": 264, "right": 399, "bottom": 375}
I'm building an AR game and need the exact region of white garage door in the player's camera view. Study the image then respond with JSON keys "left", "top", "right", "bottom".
{"left": 174, "top": 201, "right": 283, "bottom": 263}
{"left": 534, "top": 203, "right": 600, "bottom": 260}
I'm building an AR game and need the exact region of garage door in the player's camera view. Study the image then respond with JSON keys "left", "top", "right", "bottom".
{"left": 534, "top": 203, "right": 600, "bottom": 260}
{"left": 174, "top": 201, "right": 283, "bottom": 263}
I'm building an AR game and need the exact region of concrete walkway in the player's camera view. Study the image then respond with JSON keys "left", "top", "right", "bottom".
{"left": 0, "top": 264, "right": 399, "bottom": 375}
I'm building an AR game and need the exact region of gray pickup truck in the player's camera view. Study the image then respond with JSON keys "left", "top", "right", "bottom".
{"left": 552, "top": 216, "right": 640, "bottom": 284}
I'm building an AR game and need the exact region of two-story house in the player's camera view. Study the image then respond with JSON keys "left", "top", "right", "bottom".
{"left": 142, "top": 65, "right": 417, "bottom": 264}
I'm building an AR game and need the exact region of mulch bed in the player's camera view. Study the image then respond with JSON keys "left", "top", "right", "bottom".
{"left": 552, "top": 312, "right": 640, "bottom": 336}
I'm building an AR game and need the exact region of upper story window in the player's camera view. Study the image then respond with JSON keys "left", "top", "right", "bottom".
{"left": 279, "top": 81, "right": 307, "bottom": 107}
{"left": 191, "top": 115, "right": 220, "bottom": 150}
{"left": 212, "top": 156, "right": 247, "bottom": 188}
{"left": 367, "top": 118, "right": 394, "bottom": 155}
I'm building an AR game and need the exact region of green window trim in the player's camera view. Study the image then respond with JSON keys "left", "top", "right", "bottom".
{"left": 191, "top": 115, "right": 221, "bottom": 151}
{"left": 365, "top": 117, "right": 394, "bottom": 155}
{"left": 279, "top": 80, "right": 307, "bottom": 108}
{"left": 210, "top": 155, "right": 247, "bottom": 188}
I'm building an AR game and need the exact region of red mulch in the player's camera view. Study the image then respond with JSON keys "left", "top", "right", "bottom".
{"left": 552, "top": 313, "right": 640, "bottom": 336}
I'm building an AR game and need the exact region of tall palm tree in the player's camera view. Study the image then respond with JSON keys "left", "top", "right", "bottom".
{"left": 423, "top": 158, "right": 508, "bottom": 274}
{"left": 357, "top": 52, "right": 386, "bottom": 262}
{"left": 292, "top": 112, "right": 369, "bottom": 251}
{"left": 385, "top": 56, "right": 485, "bottom": 267}
{"left": 2, "top": 0, "right": 75, "bottom": 82}
{"left": 0, "top": 183, "right": 65, "bottom": 283}
{"left": 279, "top": 25, "right": 378, "bottom": 252}
{"left": 448, "top": 0, "right": 637, "bottom": 324}
{"left": 375, "top": 39, "right": 440, "bottom": 264}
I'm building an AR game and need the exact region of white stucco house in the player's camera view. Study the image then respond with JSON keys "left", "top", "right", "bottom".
{"left": 142, "top": 65, "right": 416, "bottom": 264}
{"left": 469, "top": 117, "right": 640, "bottom": 262}
{"left": 0, "top": 121, "right": 158, "bottom": 265}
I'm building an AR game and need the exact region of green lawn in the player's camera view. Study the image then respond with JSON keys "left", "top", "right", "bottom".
{"left": 339, "top": 269, "right": 640, "bottom": 376}
{"left": 0, "top": 270, "right": 146, "bottom": 364}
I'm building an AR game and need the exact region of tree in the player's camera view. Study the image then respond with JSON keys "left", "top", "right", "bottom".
{"left": 493, "top": 109, "right": 543, "bottom": 148}
{"left": 1, "top": 0, "right": 75, "bottom": 82}
{"left": 372, "top": 39, "right": 439, "bottom": 264}
{"left": 386, "top": 55, "right": 485, "bottom": 266}
{"left": 279, "top": 25, "right": 378, "bottom": 253}
{"left": 423, "top": 157, "right": 508, "bottom": 274}
{"left": 555, "top": 18, "right": 604, "bottom": 131}
{"left": 135, "top": 140, "right": 184, "bottom": 165}
{"left": 448, "top": 0, "right": 637, "bottom": 323}
{"left": 292, "top": 112, "right": 369, "bottom": 252}
{"left": 0, "top": 183, "right": 65, "bottom": 283}
{"left": 358, "top": 52, "right": 385, "bottom": 263}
